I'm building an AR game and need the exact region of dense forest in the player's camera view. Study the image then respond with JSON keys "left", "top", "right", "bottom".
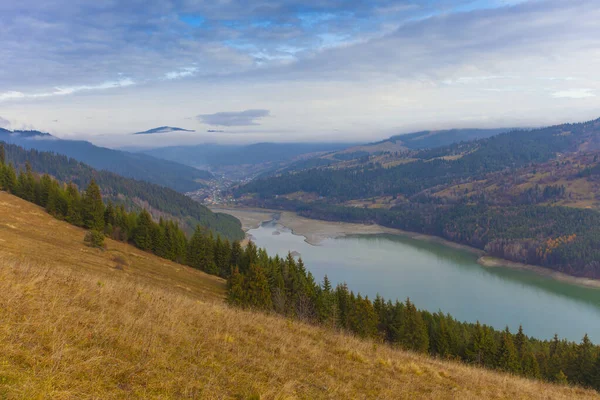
{"left": 0, "top": 128, "right": 213, "bottom": 192}
{"left": 236, "top": 119, "right": 600, "bottom": 201}
{"left": 1, "top": 142, "right": 244, "bottom": 241}
{"left": 1, "top": 144, "right": 599, "bottom": 391}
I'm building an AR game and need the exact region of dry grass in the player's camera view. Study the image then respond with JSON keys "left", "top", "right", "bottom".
{"left": 0, "top": 192, "right": 225, "bottom": 302}
{"left": 1, "top": 191, "right": 599, "bottom": 399}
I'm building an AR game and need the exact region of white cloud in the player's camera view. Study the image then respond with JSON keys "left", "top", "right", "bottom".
{"left": 0, "top": 91, "right": 26, "bottom": 101}
{"left": 164, "top": 67, "right": 198, "bottom": 80}
{"left": 552, "top": 89, "right": 596, "bottom": 99}
{"left": 0, "top": 78, "right": 135, "bottom": 102}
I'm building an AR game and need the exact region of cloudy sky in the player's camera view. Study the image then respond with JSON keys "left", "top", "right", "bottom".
{"left": 1, "top": 0, "right": 600, "bottom": 147}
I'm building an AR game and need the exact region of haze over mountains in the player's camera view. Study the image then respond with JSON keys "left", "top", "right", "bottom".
{"left": 0, "top": 128, "right": 211, "bottom": 192}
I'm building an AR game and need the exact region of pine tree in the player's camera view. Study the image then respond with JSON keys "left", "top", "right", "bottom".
{"left": 82, "top": 179, "right": 104, "bottom": 231}
{"left": 0, "top": 143, "right": 5, "bottom": 166}
{"left": 399, "top": 298, "right": 429, "bottom": 353}
{"left": 227, "top": 267, "right": 246, "bottom": 306}
{"left": 496, "top": 327, "right": 520, "bottom": 373}
{"left": 65, "top": 183, "right": 83, "bottom": 226}
{"left": 574, "top": 334, "right": 595, "bottom": 386}
{"left": 436, "top": 318, "right": 452, "bottom": 358}
{"left": 134, "top": 209, "right": 153, "bottom": 251}
{"left": 514, "top": 325, "right": 526, "bottom": 360}
{"left": 243, "top": 264, "right": 272, "bottom": 310}
{"left": 4, "top": 163, "right": 17, "bottom": 194}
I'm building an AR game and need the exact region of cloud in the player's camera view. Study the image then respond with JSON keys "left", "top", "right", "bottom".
{"left": 552, "top": 89, "right": 596, "bottom": 99}
{"left": 0, "top": 116, "right": 11, "bottom": 128}
{"left": 197, "top": 109, "right": 271, "bottom": 126}
{"left": 0, "top": 78, "right": 135, "bottom": 102}
{"left": 164, "top": 67, "right": 198, "bottom": 80}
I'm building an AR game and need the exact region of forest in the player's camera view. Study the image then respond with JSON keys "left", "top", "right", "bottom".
{"left": 1, "top": 143, "right": 599, "bottom": 391}
{"left": 236, "top": 119, "right": 598, "bottom": 201}
{"left": 1, "top": 142, "right": 244, "bottom": 241}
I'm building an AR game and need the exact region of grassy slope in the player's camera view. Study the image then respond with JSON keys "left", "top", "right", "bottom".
{"left": 0, "top": 192, "right": 597, "bottom": 399}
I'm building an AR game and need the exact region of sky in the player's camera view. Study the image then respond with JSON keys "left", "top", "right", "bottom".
{"left": 1, "top": 0, "right": 600, "bottom": 147}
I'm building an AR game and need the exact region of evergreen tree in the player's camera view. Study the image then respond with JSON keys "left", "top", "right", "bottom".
{"left": 134, "top": 209, "right": 154, "bottom": 251}
{"left": 227, "top": 267, "right": 246, "bottom": 306}
{"left": 399, "top": 298, "right": 429, "bottom": 353}
{"left": 573, "top": 334, "right": 595, "bottom": 386}
{"left": 496, "top": 327, "right": 520, "bottom": 373}
{"left": 4, "top": 163, "right": 17, "bottom": 194}
{"left": 65, "top": 183, "right": 83, "bottom": 226}
{"left": 82, "top": 179, "right": 104, "bottom": 231}
{"left": 0, "top": 143, "right": 5, "bottom": 166}
{"left": 243, "top": 264, "right": 272, "bottom": 310}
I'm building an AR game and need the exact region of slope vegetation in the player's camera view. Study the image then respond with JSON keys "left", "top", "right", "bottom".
{"left": 2, "top": 142, "right": 244, "bottom": 240}
{"left": 0, "top": 192, "right": 597, "bottom": 399}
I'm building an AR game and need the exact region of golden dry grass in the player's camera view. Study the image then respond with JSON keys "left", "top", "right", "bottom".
{"left": 0, "top": 191, "right": 225, "bottom": 302}
{"left": 1, "top": 191, "right": 599, "bottom": 399}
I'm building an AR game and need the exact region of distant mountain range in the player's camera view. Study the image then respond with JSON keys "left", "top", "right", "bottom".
{"left": 141, "top": 142, "right": 357, "bottom": 179}
{"left": 134, "top": 126, "right": 195, "bottom": 135}
{"left": 0, "top": 128, "right": 211, "bottom": 192}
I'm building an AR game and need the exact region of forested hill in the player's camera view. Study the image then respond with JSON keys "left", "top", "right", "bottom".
{"left": 237, "top": 118, "right": 600, "bottom": 201}
{"left": 2, "top": 142, "right": 244, "bottom": 240}
{"left": 0, "top": 129, "right": 212, "bottom": 192}
{"left": 235, "top": 117, "right": 600, "bottom": 279}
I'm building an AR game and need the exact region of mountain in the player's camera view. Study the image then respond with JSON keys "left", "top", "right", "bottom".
{"left": 390, "top": 127, "right": 515, "bottom": 150}
{"left": 1, "top": 192, "right": 597, "bottom": 399}
{"left": 142, "top": 142, "right": 356, "bottom": 179}
{"left": 2, "top": 142, "right": 244, "bottom": 240}
{"left": 0, "top": 129, "right": 211, "bottom": 192}
{"left": 134, "top": 126, "right": 195, "bottom": 135}
{"left": 234, "top": 117, "right": 600, "bottom": 279}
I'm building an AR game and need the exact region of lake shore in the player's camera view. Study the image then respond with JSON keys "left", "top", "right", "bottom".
{"left": 212, "top": 206, "right": 600, "bottom": 289}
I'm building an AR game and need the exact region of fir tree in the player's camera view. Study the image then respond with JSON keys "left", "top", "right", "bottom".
{"left": 496, "top": 327, "right": 520, "bottom": 373}
{"left": 134, "top": 209, "right": 154, "bottom": 251}
{"left": 82, "top": 179, "right": 104, "bottom": 231}
{"left": 243, "top": 264, "right": 272, "bottom": 310}
{"left": 400, "top": 298, "right": 429, "bottom": 353}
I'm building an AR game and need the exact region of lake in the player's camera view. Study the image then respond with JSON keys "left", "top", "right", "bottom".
{"left": 248, "top": 220, "right": 600, "bottom": 342}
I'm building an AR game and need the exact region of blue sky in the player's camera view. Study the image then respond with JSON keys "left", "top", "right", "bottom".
{"left": 1, "top": 0, "right": 599, "bottom": 146}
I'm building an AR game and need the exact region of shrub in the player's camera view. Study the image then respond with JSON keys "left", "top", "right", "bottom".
{"left": 84, "top": 230, "right": 105, "bottom": 249}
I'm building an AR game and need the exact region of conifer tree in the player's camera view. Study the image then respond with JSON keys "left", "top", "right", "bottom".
{"left": 227, "top": 267, "right": 246, "bottom": 306}
{"left": 4, "top": 163, "right": 17, "bottom": 194}
{"left": 400, "top": 298, "right": 429, "bottom": 353}
{"left": 243, "top": 264, "right": 272, "bottom": 310}
{"left": 82, "top": 179, "right": 104, "bottom": 231}
{"left": 0, "top": 143, "right": 5, "bottom": 166}
{"left": 65, "top": 183, "right": 83, "bottom": 226}
{"left": 134, "top": 209, "right": 153, "bottom": 251}
{"left": 496, "top": 327, "right": 520, "bottom": 373}
{"left": 573, "top": 334, "right": 595, "bottom": 386}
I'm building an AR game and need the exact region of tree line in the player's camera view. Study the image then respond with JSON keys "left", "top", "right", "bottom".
{"left": 1, "top": 141, "right": 243, "bottom": 241}
{"left": 227, "top": 249, "right": 600, "bottom": 390}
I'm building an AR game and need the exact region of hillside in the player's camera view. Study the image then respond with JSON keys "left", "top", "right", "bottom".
{"left": 274, "top": 128, "right": 515, "bottom": 174}
{"left": 0, "top": 192, "right": 597, "bottom": 399}
{"left": 235, "top": 117, "right": 600, "bottom": 278}
{"left": 0, "top": 129, "right": 212, "bottom": 192}
{"left": 2, "top": 142, "right": 244, "bottom": 240}
{"left": 142, "top": 142, "right": 355, "bottom": 180}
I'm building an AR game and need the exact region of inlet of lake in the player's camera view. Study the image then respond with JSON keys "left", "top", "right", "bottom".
{"left": 248, "top": 220, "right": 600, "bottom": 343}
